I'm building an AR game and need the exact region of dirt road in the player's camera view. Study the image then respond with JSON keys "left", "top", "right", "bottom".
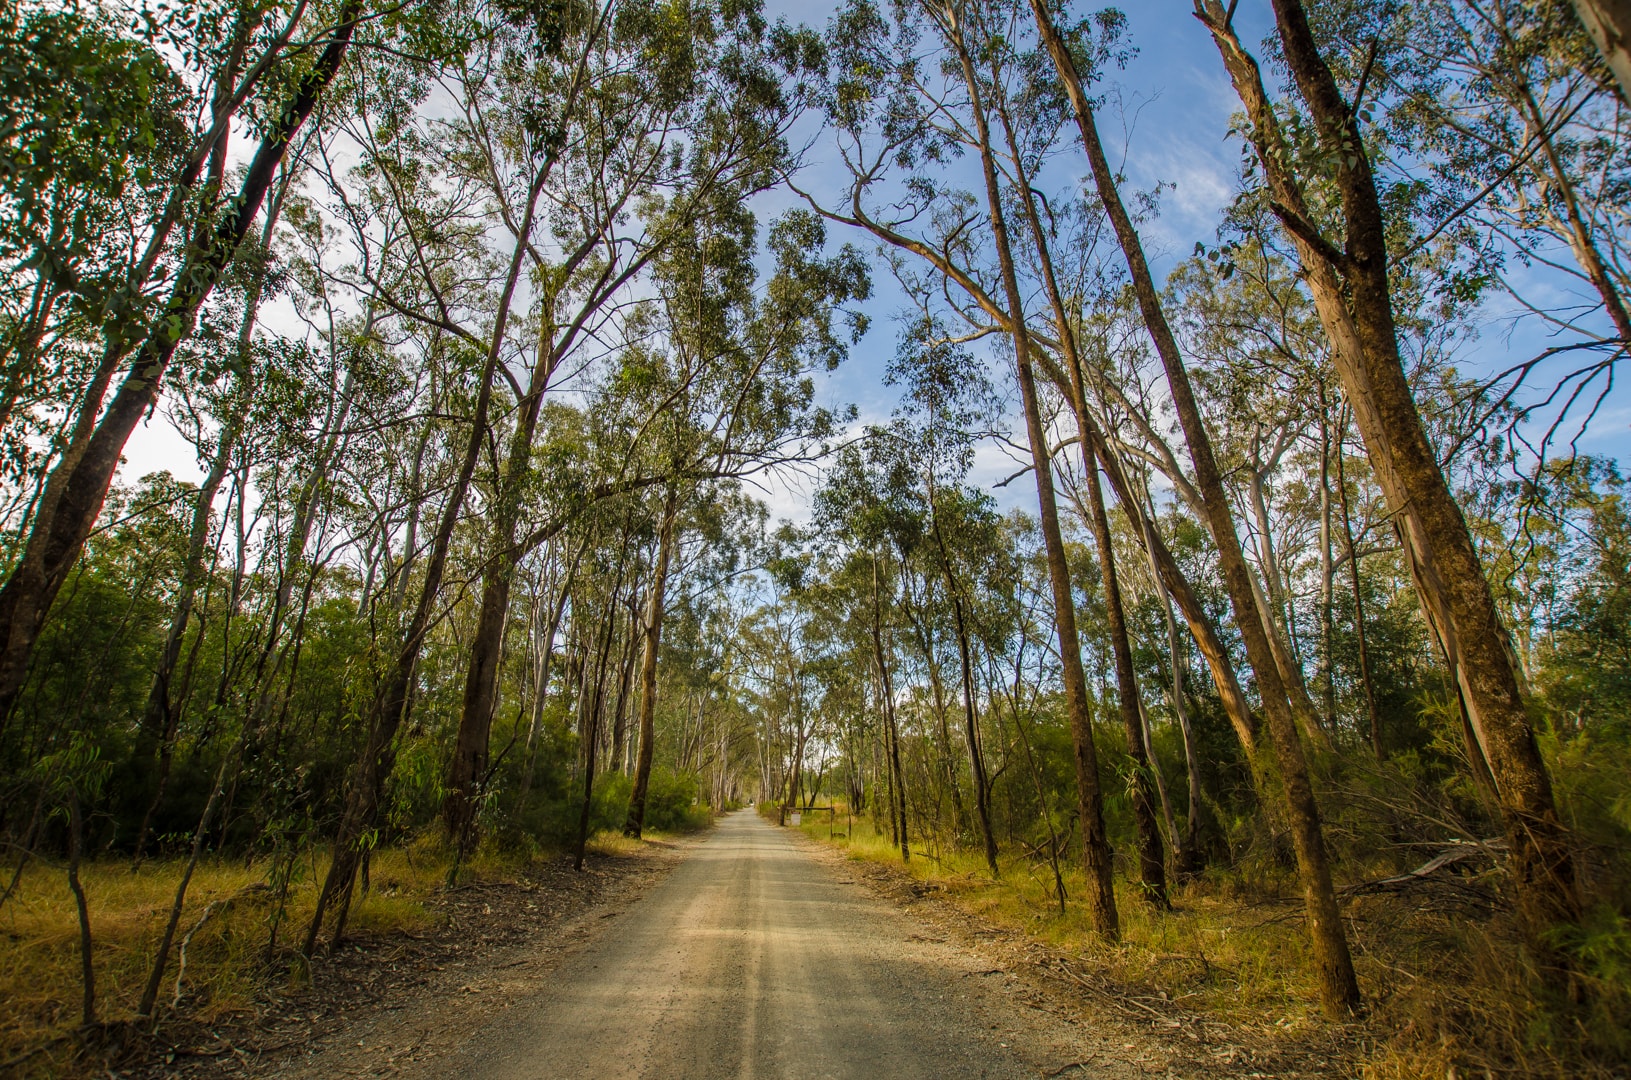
{"left": 403, "top": 810, "right": 1136, "bottom": 1079}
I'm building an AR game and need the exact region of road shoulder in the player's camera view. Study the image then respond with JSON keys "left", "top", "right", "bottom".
{"left": 137, "top": 837, "right": 694, "bottom": 1079}
{"left": 787, "top": 829, "right": 1362, "bottom": 1079}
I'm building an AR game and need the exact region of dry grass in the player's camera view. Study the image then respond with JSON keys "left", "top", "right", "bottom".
{"left": 796, "top": 810, "right": 1627, "bottom": 1079}
{"left": 0, "top": 820, "right": 699, "bottom": 1073}
{"left": 0, "top": 837, "right": 539, "bottom": 1075}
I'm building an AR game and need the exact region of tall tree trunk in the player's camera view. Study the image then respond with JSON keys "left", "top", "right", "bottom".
{"left": 575, "top": 581, "right": 624, "bottom": 870}
{"left": 443, "top": 351, "right": 557, "bottom": 849}
{"left": 0, "top": 0, "right": 363, "bottom": 726}
{"left": 1198, "top": 0, "right": 1581, "bottom": 957}
{"left": 871, "top": 554, "right": 910, "bottom": 862}
{"left": 929, "top": 499, "right": 999, "bottom": 876}
{"left": 946, "top": 5, "right": 1119, "bottom": 939}
{"left": 1033, "top": 0, "right": 1358, "bottom": 1010}
{"left": 624, "top": 491, "right": 679, "bottom": 839}
{"left": 301, "top": 135, "right": 539, "bottom": 956}
{"left": 993, "top": 63, "right": 1229, "bottom": 878}
{"left": 1084, "top": 446, "right": 1168, "bottom": 907}
{"left": 1568, "top": 0, "right": 1631, "bottom": 120}
{"left": 1318, "top": 399, "right": 1338, "bottom": 730}
{"left": 992, "top": 84, "right": 1164, "bottom": 906}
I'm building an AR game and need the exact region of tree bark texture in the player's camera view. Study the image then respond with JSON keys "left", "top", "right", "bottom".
{"left": 1198, "top": 0, "right": 1581, "bottom": 954}
{"left": 1034, "top": 0, "right": 1359, "bottom": 1011}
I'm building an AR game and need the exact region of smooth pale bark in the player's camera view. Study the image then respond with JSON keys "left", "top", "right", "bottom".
{"left": 1197, "top": 0, "right": 1581, "bottom": 954}
{"left": 1569, "top": 0, "right": 1631, "bottom": 107}
{"left": 1032, "top": 0, "right": 1358, "bottom": 1011}
{"left": 944, "top": 4, "right": 1119, "bottom": 938}
{"left": 0, "top": 0, "right": 364, "bottom": 726}
{"left": 624, "top": 493, "right": 679, "bottom": 839}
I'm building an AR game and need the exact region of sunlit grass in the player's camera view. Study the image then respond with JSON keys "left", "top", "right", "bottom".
{"left": 792, "top": 805, "right": 1630, "bottom": 1078}
{"left": 0, "top": 817, "right": 710, "bottom": 1074}
{"left": 0, "top": 842, "right": 497, "bottom": 1075}
{"left": 793, "top": 808, "right": 1325, "bottom": 1032}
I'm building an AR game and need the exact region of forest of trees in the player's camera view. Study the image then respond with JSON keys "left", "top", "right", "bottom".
{"left": 2, "top": 0, "right": 1630, "bottom": 1072}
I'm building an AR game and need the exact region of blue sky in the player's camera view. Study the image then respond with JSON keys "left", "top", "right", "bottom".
{"left": 120, "top": 0, "right": 1630, "bottom": 525}
{"left": 758, "top": 0, "right": 1631, "bottom": 522}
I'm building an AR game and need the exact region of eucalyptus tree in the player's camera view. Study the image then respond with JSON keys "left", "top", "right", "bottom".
{"left": 1164, "top": 237, "right": 1343, "bottom": 749}
{"left": 815, "top": 0, "right": 1122, "bottom": 939}
{"left": 0, "top": 0, "right": 372, "bottom": 726}
{"left": 885, "top": 321, "right": 1005, "bottom": 871}
{"left": 1194, "top": 0, "right": 1583, "bottom": 968}
{"left": 437, "top": 0, "right": 836, "bottom": 847}
{"left": 600, "top": 206, "right": 867, "bottom": 839}
{"left": 1380, "top": 0, "right": 1631, "bottom": 437}
{"left": 1570, "top": 0, "right": 1631, "bottom": 102}
{"left": 813, "top": 444, "right": 916, "bottom": 859}
{"left": 0, "top": 3, "right": 187, "bottom": 487}
{"left": 1016, "top": 0, "right": 1361, "bottom": 1011}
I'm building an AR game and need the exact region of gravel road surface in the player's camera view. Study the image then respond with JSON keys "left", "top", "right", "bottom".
{"left": 421, "top": 810, "right": 1125, "bottom": 1079}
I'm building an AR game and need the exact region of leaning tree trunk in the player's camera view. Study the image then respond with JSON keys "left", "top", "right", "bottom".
{"left": 1198, "top": 0, "right": 1581, "bottom": 960}
{"left": 994, "top": 87, "right": 1166, "bottom": 906}
{"left": 947, "top": 5, "right": 1119, "bottom": 940}
{"left": 1084, "top": 443, "right": 1169, "bottom": 908}
{"left": 0, "top": 0, "right": 365, "bottom": 727}
{"left": 1569, "top": 0, "right": 1631, "bottom": 108}
{"left": 624, "top": 490, "right": 679, "bottom": 839}
{"left": 301, "top": 138, "right": 540, "bottom": 956}
{"left": 1033, "top": 0, "right": 1358, "bottom": 1011}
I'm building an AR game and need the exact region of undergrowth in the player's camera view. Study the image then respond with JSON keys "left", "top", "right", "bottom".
{"left": 0, "top": 822, "right": 700, "bottom": 1077}
{"left": 795, "top": 808, "right": 1630, "bottom": 1079}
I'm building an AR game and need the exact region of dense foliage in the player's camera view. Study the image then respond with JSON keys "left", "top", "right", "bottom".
{"left": 1, "top": 0, "right": 1629, "bottom": 1073}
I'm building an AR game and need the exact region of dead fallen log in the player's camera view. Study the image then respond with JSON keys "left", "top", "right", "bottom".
{"left": 1340, "top": 839, "right": 1505, "bottom": 898}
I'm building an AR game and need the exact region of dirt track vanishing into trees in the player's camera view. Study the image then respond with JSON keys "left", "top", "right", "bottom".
{"left": 408, "top": 809, "right": 1134, "bottom": 1080}
{"left": 198, "top": 811, "right": 1349, "bottom": 1079}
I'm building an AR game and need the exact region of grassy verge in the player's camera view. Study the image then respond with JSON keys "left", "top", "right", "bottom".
{"left": 792, "top": 807, "right": 1623, "bottom": 1079}
{"left": 0, "top": 826, "right": 688, "bottom": 1074}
